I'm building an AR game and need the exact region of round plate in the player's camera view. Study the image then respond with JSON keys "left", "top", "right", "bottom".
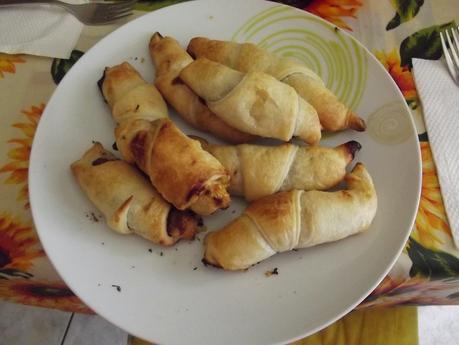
{"left": 29, "top": 1, "right": 421, "bottom": 344}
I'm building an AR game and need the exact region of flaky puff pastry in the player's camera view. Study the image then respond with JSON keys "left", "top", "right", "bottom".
{"left": 71, "top": 143, "right": 198, "bottom": 245}
{"left": 98, "top": 61, "right": 168, "bottom": 123}
{"left": 115, "top": 118, "right": 231, "bottom": 216}
{"left": 187, "top": 37, "right": 366, "bottom": 132}
{"left": 201, "top": 140, "right": 361, "bottom": 201}
{"left": 203, "top": 163, "right": 377, "bottom": 270}
{"left": 149, "top": 33, "right": 254, "bottom": 144}
{"left": 180, "top": 58, "right": 321, "bottom": 145}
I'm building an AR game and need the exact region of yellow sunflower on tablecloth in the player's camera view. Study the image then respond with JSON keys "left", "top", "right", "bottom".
{"left": 374, "top": 49, "right": 417, "bottom": 106}
{"left": 411, "top": 142, "right": 452, "bottom": 249}
{"left": 0, "top": 279, "right": 92, "bottom": 313}
{"left": 0, "top": 103, "right": 44, "bottom": 209}
{"left": 305, "top": 0, "right": 362, "bottom": 31}
{"left": 0, "top": 53, "right": 25, "bottom": 78}
{"left": 0, "top": 213, "right": 43, "bottom": 271}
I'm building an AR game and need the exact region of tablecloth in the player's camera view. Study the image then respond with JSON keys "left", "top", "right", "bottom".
{"left": 0, "top": 0, "right": 458, "bottom": 313}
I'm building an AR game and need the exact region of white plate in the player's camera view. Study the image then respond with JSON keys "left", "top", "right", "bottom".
{"left": 29, "top": 1, "right": 422, "bottom": 344}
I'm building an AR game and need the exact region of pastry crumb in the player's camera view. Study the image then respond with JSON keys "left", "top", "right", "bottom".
{"left": 111, "top": 284, "right": 121, "bottom": 292}
{"left": 141, "top": 57, "right": 145, "bottom": 63}
{"left": 209, "top": 15, "right": 214, "bottom": 20}
{"left": 265, "top": 268, "right": 279, "bottom": 277}
{"left": 160, "top": 251, "right": 163, "bottom": 256}
{"left": 86, "top": 212, "right": 99, "bottom": 223}
{"left": 193, "top": 267, "right": 198, "bottom": 271}
{"left": 148, "top": 248, "right": 152, "bottom": 253}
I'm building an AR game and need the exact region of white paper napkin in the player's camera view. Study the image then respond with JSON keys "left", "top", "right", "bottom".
{"left": 0, "top": 5, "right": 83, "bottom": 59}
{"left": 412, "top": 58, "right": 459, "bottom": 247}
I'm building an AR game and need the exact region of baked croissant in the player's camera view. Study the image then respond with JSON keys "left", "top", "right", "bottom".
{"left": 201, "top": 140, "right": 361, "bottom": 201}
{"left": 187, "top": 37, "right": 366, "bottom": 132}
{"left": 98, "top": 62, "right": 231, "bottom": 216}
{"left": 149, "top": 32, "right": 254, "bottom": 144}
{"left": 98, "top": 61, "right": 168, "bottom": 123}
{"left": 71, "top": 142, "right": 198, "bottom": 245}
{"left": 179, "top": 58, "right": 322, "bottom": 145}
{"left": 203, "top": 163, "right": 377, "bottom": 270}
{"left": 115, "top": 118, "right": 231, "bottom": 216}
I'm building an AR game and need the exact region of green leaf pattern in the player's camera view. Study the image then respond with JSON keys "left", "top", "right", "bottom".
{"left": 400, "top": 21, "right": 457, "bottom": 67}
{"left": 407, "top": 238, "right": 459, "bottom": 279}
{"left": 386, "top": 0, "right": 424, "bottom": 30}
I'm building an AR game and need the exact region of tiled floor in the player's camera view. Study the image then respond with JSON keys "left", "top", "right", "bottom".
{"left": 0, "top": 301, "right": 127, "bottom": 345}
{"left": 0, "top": 300, "right": 458, "bottom": 344}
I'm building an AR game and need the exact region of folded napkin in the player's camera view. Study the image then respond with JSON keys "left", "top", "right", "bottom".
{"left": 0, "top": 5, "right": 83, "bottom": 59}
{"left": 413, "top": 58, "right": 459, "bottom": 247}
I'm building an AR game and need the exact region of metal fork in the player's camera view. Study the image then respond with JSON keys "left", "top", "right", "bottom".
{"left": 0, "top": 0, "right": 136, "bottom": 25}
{"left": 440, "top": 26, "right": 459, "bottom": 85}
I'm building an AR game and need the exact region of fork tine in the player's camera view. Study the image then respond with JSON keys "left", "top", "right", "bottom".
{"left": 105, "top": 0, "right": 136, "bottom": 11}
{"left": 441, "top": 32, "right": 459, "bottom": 84}
{"left": 93, "top": 11, "right": 132, "bottom": 24}
{"left": 106, "top": 4, "right": 135, "bottom": 15}
{"left": 445, "top": 29, "right": 459, "bottom": 70}
{"left": 451, "top": 27, "right": 459, "bottom": 55}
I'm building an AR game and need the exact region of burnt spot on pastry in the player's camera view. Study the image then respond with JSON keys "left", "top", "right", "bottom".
{"left": 344, "top": 140, "right": 362, "bottom": 159}
{"left": 213, "top": 196, "right": 224, "bottom": 207}
{"left": 172, "top": 76, "right": 185, "bottom": 85}
{"left": 91, "top": 157, "right": 118, "bottom": 166}
{"left": 97, "top": 68, "right": 107, "bottom": 102}
{"left": 166, "top": 208, "right": 200, "bottom": 240}
{"left": 201, "top": 258, "right": 222, "bottom": 269}
{"left": 134, "top": 104, "right": 140, "bottom": 112}
{"left": 130, "top": 131, "right": 148, "bottom": 163}
{"left": 185, "top": 181, "right": 205, "bottom": 202}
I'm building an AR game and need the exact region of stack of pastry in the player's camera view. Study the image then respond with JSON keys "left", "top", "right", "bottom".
{"left": 71, "top": 33, "right": 377, "bottom": 271}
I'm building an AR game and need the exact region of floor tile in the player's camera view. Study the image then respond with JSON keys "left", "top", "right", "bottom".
{"left": 62, "top": 313, "right": 128, "bottom": 345}
{"left": 0, "top": 300, "right": 71, "bottom": 345}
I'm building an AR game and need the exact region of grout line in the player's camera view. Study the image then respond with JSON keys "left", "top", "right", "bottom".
{"left": 60, "top": 313, "right": 75, "bottom": 345}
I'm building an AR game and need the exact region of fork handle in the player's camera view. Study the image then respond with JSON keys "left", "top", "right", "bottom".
{"left": 0, "top": 0, "right": 59, "bottom": 6}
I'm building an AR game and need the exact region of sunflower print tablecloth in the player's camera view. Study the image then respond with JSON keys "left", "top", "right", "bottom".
{"left": 0, "top": 0, "right": 458, "bottom": 312}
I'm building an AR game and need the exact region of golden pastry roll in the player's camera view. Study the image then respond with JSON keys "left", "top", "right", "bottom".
{"left": 187, "top": 37, "right": 366, "bottom": 132}
{"left": 71, "top": 142, "right": 199, "bottom": 245}
{"left": 115, "top": 118, "right": 231, "bottom": 216}
{"left": 98, "top": 61, "right": 168, "bottom": 123}
{"left": 203, "top": 163, "right": 377, "bottom": 270}
{"left": 201, "top": 140, "right": 361, "bottom": 201}
{"left": 149, "top": 32, "right": 254, "bottom": 144}
{"left": 180, "top": 58, "right": 322, "bottom": 145}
